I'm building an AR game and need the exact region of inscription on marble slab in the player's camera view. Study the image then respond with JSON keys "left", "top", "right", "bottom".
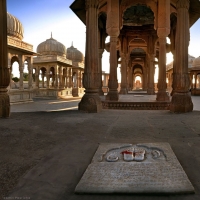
{"left": 75, "top": 143, "right": 194, "bottom": 194}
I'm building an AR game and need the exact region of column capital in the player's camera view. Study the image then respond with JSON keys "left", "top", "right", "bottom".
{"left": 176, "top": 0, "right": 190, "bottom": 10}
{"left": 85, "top": 0, "right": 99, "bottom": 10}
{"left": 157, "top": 28, "right": 170, "bottom": 38}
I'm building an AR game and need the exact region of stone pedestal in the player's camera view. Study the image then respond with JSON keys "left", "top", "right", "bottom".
{"left": 0, "top": 0, "right": 10, "bottom": 118}
{"left": 79, "top": 0, "right": 102, "bottom": 112}
{"left": 170, "top": 0, "right": 193, "bottom": 112}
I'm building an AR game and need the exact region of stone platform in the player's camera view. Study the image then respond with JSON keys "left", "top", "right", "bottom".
{"left": 75, "top": 143, "right": 194, "bottom": 194}
{"left": 101, "top": 94, "right": 170, "bottom": 110}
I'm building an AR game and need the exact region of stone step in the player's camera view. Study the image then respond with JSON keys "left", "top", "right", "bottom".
{"left": 102, "top": 101, "right": 170, "bottom": 110}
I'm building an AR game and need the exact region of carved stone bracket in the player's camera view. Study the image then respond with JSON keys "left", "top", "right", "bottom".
{"left": 85, "top": 0, "right": 99, "bottom": 10}
{"left": 176, "top": 0, "right": 190, "bottom": 10}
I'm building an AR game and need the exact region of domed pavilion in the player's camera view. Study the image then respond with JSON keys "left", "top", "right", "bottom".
{"left": 33, "top": 36, "right": 85, "bottom": 98}
{"left": 7, "top": 12, "right": 36, "bottom": 104}
{"left": 66, "top": 43, "right": 85, "bottom": 96}
{"left": 189, "top": 56, "right": 200, "bottom": 95}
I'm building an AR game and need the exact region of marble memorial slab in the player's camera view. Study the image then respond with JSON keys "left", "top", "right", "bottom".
{"left": 75, "top": 143, "right": 194, "bottom": 194}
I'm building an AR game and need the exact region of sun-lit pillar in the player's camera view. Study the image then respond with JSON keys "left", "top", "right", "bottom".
{"left": 19, "top": 55, "right": 24, "bottom": 90}
{"left": 170, "top": 0, "right": 193, "bottom": 112}
{"left": 78, "top": 0, "right": 102, "bottom": 112}
{"left": 147, "top": 54, "right": 155, "bottom": 94}
{"left": 119, "top": 53, "right": 127, "bottom": 94}
{"left": 59, "top": 67, "right": 63, "bottom": 89}
{"left": 106, "top": 0, "right": 119, "bottom": 101}
{"left": 143, "top": 60, "right": 148, "bottom": 91}
{"left": 35, "top": 67, "right": 39, "bottom": 88}
{"left": 55, "top": 65, "right": 59, "bottom": 89}
{"left": 28, "top": 57, "right": 33, "bottom": 89}
{"left": 106, "top": 36, "right": 119, "bottom": 100}
{"left": 46, "top": 67, "right": 50, "bottom": 89}
{"left": 194, "top": 72, "right": 197, "bottom": 89}
{"left": 156, "top": 0, "right": 170, "bottom": 101}
{"left": 98, "top": 49, "right": 104, "bottom": 95}
{"left": 0, "top": 0, "right": 10, "bottom": 117}
{"left": 8, "top": 53, "right": 12, "bottom": 89}
{"left": 42, "top": 72, "right": 45, "bottom": 88}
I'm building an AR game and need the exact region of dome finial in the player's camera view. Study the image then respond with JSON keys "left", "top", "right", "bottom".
{"left": 51, "top": 32, "right": 52, "bottom": 38}
{"left": 71, "top": 41, "right": 73, "bottom": 47}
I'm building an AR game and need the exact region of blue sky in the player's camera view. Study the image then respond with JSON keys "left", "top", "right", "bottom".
{"left": 7, "top": 0, "right": 200, "bottom": 76}
{"left": 7, "top": 0, "right": 86, "bottom": 54}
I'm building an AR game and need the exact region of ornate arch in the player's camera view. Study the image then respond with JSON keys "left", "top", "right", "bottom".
{"left": 120, "top": 0, "right": 157, "bottom": 29}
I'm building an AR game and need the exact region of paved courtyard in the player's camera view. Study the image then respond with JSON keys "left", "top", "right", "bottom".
{"left": 0, "top": 95, "right": 200, "bottom": 200}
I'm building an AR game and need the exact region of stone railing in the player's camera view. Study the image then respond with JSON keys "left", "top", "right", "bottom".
{"left": 7, "top": 36, "right": 33, "bottom": 51}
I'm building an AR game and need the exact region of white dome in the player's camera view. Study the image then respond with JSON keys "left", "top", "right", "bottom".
{"left": 37, "top": 36, "right": 66, "bottom": 57}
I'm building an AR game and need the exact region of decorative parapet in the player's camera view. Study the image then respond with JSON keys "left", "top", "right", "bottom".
{"left": 102, "top": 101, "right": 170, "bottom": 110}
{"left": 7, "top": 36, "right": 33, "bottom": 51}
{"left": 33, "top": 55, "right": 72, "bottom": 65}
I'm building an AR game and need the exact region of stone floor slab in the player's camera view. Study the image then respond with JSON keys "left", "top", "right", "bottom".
{"left": 75, "top": 143, "right": 194, "bottom": 194}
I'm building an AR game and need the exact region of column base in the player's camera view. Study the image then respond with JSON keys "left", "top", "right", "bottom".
{"left": 147, "top": 88, "right": 155, "bottom": 95}
{"left": 79, "top": 92, "right": 102, "bottom": 113}
{"left": 119, "top": 88, "right": 127, "bottom": 94}
{"left": 106, "top": 90, "right": 119, "bottom": 101}
{"left": 156, "top": 91, "right": 170, "bottom": 101}
{"left": 0, "top": 93, "right": 10, "bottom": 118}
{"left": 170, "top": 92, "right": 193, "bottom": 113}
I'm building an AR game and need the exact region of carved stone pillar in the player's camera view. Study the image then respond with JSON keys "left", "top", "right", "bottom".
{"left": 147, "top": 54, "right": 155, "bottom": 94}
{"left": 119, "top": 53, "right": 127, "bottom": 94}
{"left": 170, "top": 0, "right": 193, "bottom": 112}
{"left": 42, "top": 74, "right": 45, "bottom": 88}
{"left": 28, "top": 57, "right": 33, "bottom": 89}
{"left": 55, "top": 66, "right": 59, "bottom": 89}
{"left": 78, "top": 0, "right": 102, "bottom": 112}
{"left": 35, "top": 67, "right": 39, "bottom": 88}
{"left": 106, "top": 0, "right": 119, "bottom": 101}
{"left": 143, "top": 60, "right": 148, "bottom": 91}
{"left": 19, "top": 56, "right": 24, "bottom": 90}
{"left": 69, "top": 68, "right": 72, "bottom": 88}
{"left": 194, "top": 73, "right": 197, "bottom": 89}
{"left": 46, "top": 68, "right": 50, "bottom": 89}
{"left": 98, "top": 49, "right": 104, "bottom": 95}
{"left": 59, "top": 67, "right": 63, "bottom": 89}
{"left": 106, "top": 36, "right": 119, "bottom": 100}
{"left": 190, "top": 72, "right": 194, "bottom": 89}
{"left": 156, "top": 37, "right": 169, "bottom": 101}
{"left": 0, "top": 0, "right": 10, "bottom": 117}
{"left": 8, "top": 53, "right": 12, "bottom": 90}
{"left": 127, "top": 63, "right": 132, "bottom": 91}
{"left": 156, "top": 0, "right": 170, "bottom": 101}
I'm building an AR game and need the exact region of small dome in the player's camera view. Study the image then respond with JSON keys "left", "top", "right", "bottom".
{"left": 67, "top": 44, "right": 84, "bottom": 62}
{"left": 37, "top": 35, "right": 66, "bottom": 57}
{"left": 7, "top": 12, "right": 24, "bottom": 40}
{"left": 193, "top": 56, "right": 200, "bottom": 67}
